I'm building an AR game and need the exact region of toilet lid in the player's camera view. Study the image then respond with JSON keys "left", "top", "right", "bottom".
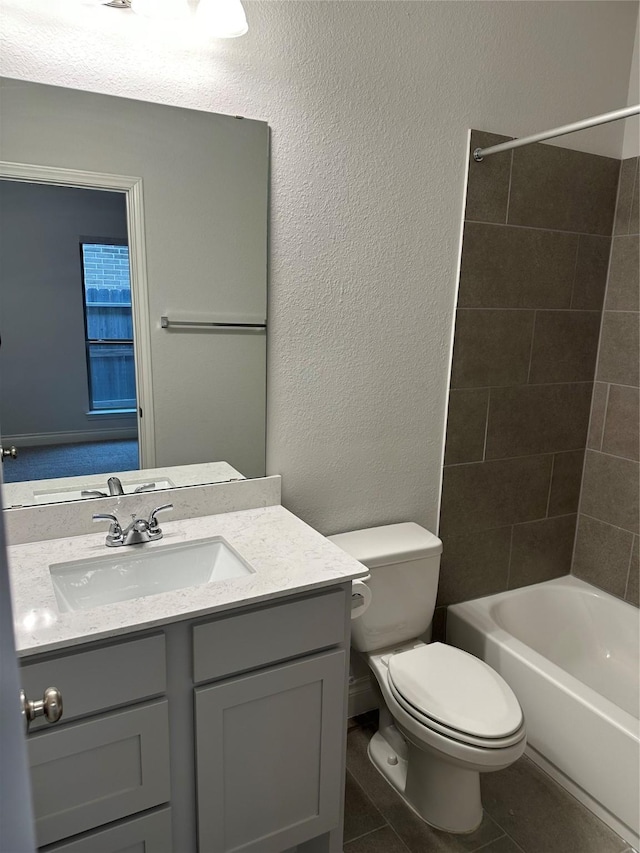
{"left": 387, "top": 643, "right": 523, "bottom": 739}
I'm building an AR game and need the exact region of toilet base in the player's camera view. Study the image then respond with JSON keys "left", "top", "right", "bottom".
{"left": 368, "top": 728, "right": 483, "bottom": 834}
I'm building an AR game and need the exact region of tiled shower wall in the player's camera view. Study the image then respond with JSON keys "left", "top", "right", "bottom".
{"left": 572, "top": 155, "right": 639, "bottom": 607}
{"left": 437, "top": 131, "right": 620, "bottom": 614}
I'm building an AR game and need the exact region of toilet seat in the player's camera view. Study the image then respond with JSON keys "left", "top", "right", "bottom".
{"left": 387, "top": 643, "right": 524, "bottom": 749}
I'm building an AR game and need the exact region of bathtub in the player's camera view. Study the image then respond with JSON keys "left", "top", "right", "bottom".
{"left": 446, "top": 575, "right": 640, "bottom": 849}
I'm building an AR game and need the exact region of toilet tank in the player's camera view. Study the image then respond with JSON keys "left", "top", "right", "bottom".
{"left": 328, "top": 523, "right": 442, "bottom": 653}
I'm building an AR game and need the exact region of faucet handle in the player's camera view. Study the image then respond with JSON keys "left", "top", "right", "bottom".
{"left": 148, "top": 504, "right": 173, "bottom": 532}
{"left": 93, "top": 513, "right": 123, "bottom": 545}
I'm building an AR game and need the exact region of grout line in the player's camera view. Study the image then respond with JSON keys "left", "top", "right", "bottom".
{"left": 625, "top": 157, "right": 639, "bottom": 236}
{"left": 545, "top": 453, "right": 556, "bottom": 517}
{"left": 599, "top": 383, "right": 611, "bottom": 453}
{"left": 343, "top": 826, "right": 393, "bottom": 848}
{"left": 505, "top": 149, "right": 514, "bottom": 225}
{"left": 526, "top": 310, "right": 537, "bottom": 384}
{"left": 456, "top": 307, "right": 601, "bottom": 314}
{"left": 622, "top": 534, "right": 636, "bottom": 601}
{"left": 466, "top": 218, "right": 610, "bottom": 238}
{"left": 579, "top": 511, "right": 637, "bottom": 536}
{"left": 451, "top": 379, "right": 594, "bottom": 390}
{"left": 569, "top": 233, "right": 581, "bottom": 309}
{"left": 445, "top": 448, "right": 586, "bottom": 468}
{"left": 482, "top": 389, "right": 491, "bottom": 462}
{"left": 586, "top": 446, "right": 639, "bottom": 465}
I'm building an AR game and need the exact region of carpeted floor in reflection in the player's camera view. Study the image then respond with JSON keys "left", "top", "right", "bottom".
{"left": 3, "top": 439, "right": 139, "bottom": 482}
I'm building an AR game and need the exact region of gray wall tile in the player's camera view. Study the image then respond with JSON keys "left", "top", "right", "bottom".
{"left": 465, "top": 131, "right": 512, "bottom": 224}
{"left": 629, "top": 163, "right": 639, "bottom": 234}
{"left": 572, "top": 514, "right": 634, "bottom": 598}
{"left": 596, "top": 312, "right": 640, "bottom": 387}
{"left": 485, "top": 383, "right": 592, "bottom": 459}
{"left": 602, "top": 384, "right": 639, "bottom": 461}
{"left": 444, "top": 388, "right": 489, "bottom": 464}
{"left": 458, "top": 223, "right": 578, "bottom": 309}
{"left": 440, "top": 455, "right": 552, "bottom": 535}
{"left": 548, "top": 450, "right": 585, "bottom": 516}
{"left": 451, "top": 309, "right": 534, "bottom": 388}
{"left": 580, "top": 450, "right": 639, "bottom": 534}
{"left": 626, "top": 537, "right": 639, "bottom": 606}
{"left": 605, "top": 235, "right": 640, "bottom": 311}
{"left": 438, "top": 525, "right": 512, "bottom": 606}
{"left": 528, "top": 311, "right": 601, "bottom": 383}
{"left": 613, "top": 157, "right": 637, "bottom": 236}
{"left": 508, "top": 144, "right": 619, "bottom": 235}
{"left": 571, "top": 235, "right": 612, "bottom": 310}
{"left": 586, "top": 382, "right": 608, "bottom": 451}
{"left": 509, "top": 515, "right": 576, "bottom": 589}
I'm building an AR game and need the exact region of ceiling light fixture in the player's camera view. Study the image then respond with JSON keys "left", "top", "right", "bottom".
{"left": 104, "top": 0, "right": 248, "bottom": 37}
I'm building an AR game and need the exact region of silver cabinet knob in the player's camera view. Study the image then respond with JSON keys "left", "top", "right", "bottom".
{"left": 1, "top": 445, "right": 18, "bottom": 461}
{"left": 20, "top": 687, "right": 63, "bottom": 733}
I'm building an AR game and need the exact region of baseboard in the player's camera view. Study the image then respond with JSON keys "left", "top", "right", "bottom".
{"left": 3, "top": 428, "right": 138, "bottom": 447}
{"left": 348, "top": 676, "right": 379, "bottom": 718}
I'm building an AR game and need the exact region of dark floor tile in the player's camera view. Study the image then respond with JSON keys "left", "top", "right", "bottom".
{"left": 509, "top": 515, "right": 576, "bottom": 588}
{"left": 614, "top": 157, "right": 638, "bottom": 236}
{"left": 571, "top": 234, "right": 611, "bottom": 310}
{"left": 580, "top": 450, "right": 639, "bottom": 533}
{"left": 586, "top": 382, "right": 608, "bottom": 451}
{"left": 485, "top": 384, "right": 592, "bottom": 459}
{"left": 458, "top": 223, "right": 577, "bottom": 309}
{"left": 548, "top": 450, "right": 584, "bottom": 516}
{"left": 445, "top": 389, "right": 489, "bottom": 464}
{"left": 596, "top": 312, "right": 640, "bottom": 387}
{"left": 572, "top": 514, "right": 634, "bottom": 598}
{"left": 451, "top": 310, "right": 534, "bottom": 389}
{"left": 438, "top": 526, "right": 511, "bottom": 606}
{"left": 440, "top": 456, "right": 552, "bottom": 536}
{"left": 481, "top": 756, "right": 628, "bottom": 853}
{"left": 602, "top": 384, "right": 640, "bottom": 461}
{"left": 625, "top": 537, "right": 639, "bottom": 606}
{"left": 343, "top": 770, "right": 386, "bottom": 843}
{"left": 528, "top": 311, "right": 601, "bottom": 384}
{"left": 466, "top": 131, "right": 512, "bottom": 224}
{"left": 343, "top": 826, "right": 410, "bottom": 852}
{"left": 508, "top": 144, "right": 619, "bottom": 235}
{"left": 475, "top": 837, "right": 525, "bottom": 853}
{"left": 347, "top": 728, "right": 504, "bottom": 853}
{"left": 605, "top": 235, "right": 640, "bottom": 311}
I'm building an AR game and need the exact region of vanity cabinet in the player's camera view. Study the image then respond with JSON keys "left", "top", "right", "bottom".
{"left": 20, "top": 585, "right": 351, "bottom": 853}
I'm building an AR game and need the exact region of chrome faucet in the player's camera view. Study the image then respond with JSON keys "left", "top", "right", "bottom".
{"left": 108, "top": 477, "right": 125, "bottom": 496}
{"left": 93, "top": 504, "right": 173, "bottom": 547}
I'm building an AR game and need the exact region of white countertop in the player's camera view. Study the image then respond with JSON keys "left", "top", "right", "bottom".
{"left": 8, "top": 505, "right": 368, "bottom": 657}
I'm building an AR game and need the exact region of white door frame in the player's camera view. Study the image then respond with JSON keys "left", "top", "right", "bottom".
{"left": 0, "top": 161, "right": 156, "bottom": 468}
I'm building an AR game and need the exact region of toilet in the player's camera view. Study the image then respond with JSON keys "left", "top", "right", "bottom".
{"left": 329, "top": 522, "right": 526, "bottom": 834}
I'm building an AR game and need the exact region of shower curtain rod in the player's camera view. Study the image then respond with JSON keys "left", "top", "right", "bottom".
{"left": 473, "top": 104, "right": 640, "bottom": 161}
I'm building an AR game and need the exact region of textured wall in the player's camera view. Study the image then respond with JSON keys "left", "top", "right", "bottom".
{"left": 0, "top": 1, "right": 637, "bottom": 534}
{"left": 573, "top": 156, "right": 640, "bottom": 606}
{"left": 438, "top": 132, "right": 619, "bottom": 614}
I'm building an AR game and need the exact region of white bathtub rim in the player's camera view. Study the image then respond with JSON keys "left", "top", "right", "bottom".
{"left": 447, "top": 578, "right": 640, "bottom": 739}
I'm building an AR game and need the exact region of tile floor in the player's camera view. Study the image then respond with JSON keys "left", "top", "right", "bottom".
{"left": 344, "top": 714, "right": 635, "bottom": 853}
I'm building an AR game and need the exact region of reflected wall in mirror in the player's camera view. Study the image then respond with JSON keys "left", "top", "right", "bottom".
{"left": 0, "top": 77, "right": 269, "bottom": 508}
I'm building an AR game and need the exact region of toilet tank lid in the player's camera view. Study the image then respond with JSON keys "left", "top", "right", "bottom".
{"left": 328, "top": 523, "right": 442, "bottom": 568}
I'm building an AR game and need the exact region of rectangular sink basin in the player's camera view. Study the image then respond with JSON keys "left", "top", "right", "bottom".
{"left": 50, "top": 537, "right": 254, "bottom": 613}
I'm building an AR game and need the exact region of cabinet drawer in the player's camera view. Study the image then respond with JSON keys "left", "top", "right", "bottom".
{"left": 193, "top": 589, "right": 347, "bottom": 683}
{"left": 29, "top": 699, "right": 170, "bottom": 848}
{"left": 21, "top": 634, "right": 166, "bottom": 728}
{"left": 44, "top": 808, "right": 172, "bottom": 853}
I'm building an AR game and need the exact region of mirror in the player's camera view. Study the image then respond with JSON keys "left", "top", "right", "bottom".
{"left": 0, "top": 77, "right": 269, "bottom": 508}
